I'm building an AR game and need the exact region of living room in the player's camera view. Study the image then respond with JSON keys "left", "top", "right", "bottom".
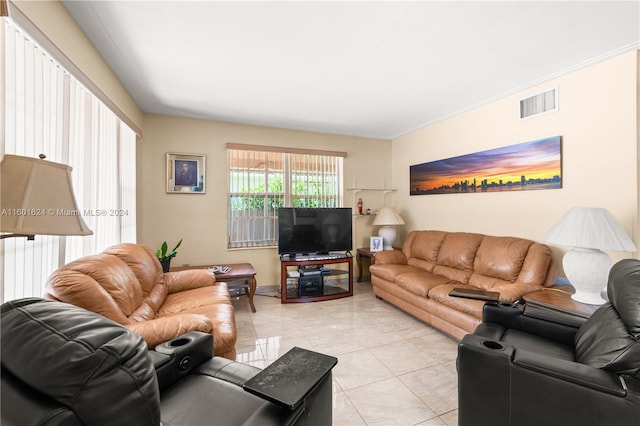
{"left": 2, "top": 1, "right": 640, "bottom": 425}
{"left": 6, "top": 0, "right": 637, "bottom": 288}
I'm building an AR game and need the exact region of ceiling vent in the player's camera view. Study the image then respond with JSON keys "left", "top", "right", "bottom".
{"left": 519, "top": 87, "right": 558, "bottom": 119}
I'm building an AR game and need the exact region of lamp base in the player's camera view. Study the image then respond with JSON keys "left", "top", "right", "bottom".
{"left": 563, "top": 248, "right": 611, "bottom": 305}
{"left": 571, "top": 290, "right": 607, "bottom": 305}
{"left": 378, "top": 226, "right": 396, "bottom": 250}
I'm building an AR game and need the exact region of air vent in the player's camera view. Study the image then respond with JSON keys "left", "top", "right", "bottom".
{"left": 519, "top": 87, "right": 558, "bottom": 119}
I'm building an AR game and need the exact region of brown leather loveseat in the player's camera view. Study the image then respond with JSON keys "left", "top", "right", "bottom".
{"left": 44, "top": 243, "right": 237, "bottom": 359}
{"left": 370, "top": 230, "right": 557, "bottom": 339}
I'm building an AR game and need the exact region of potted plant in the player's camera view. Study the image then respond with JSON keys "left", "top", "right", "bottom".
{"left": 156, "top": 239, "right": 182, "bottom": 272}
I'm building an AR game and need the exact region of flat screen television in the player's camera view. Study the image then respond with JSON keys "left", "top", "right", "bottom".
{"left": 278, "top": 207, "right": 352, "bottom": 256}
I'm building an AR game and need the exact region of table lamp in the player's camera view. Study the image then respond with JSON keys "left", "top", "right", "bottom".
{"left": 544, "top": 207, "right": 636, "bottom": 305}
{"left": 372, "top": 207, "right": 405, "bottom": 250}
{"left": 0, "top": 154, "right": 93, "bottom": 240}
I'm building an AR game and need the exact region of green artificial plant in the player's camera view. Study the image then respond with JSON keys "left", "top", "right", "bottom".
{"left": 155, "top": 239, "right": 183, "bottom": 262}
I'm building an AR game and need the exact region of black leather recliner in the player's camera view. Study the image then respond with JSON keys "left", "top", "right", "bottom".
{"left": 1, "top": 298, "right": 336, "bottom": 425}
{"left": 457, "top": 258, "right": 640, "bottom": 426}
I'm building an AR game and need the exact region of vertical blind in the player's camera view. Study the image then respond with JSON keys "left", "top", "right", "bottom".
{"left": 1, "top": 18, "right": 137, "bottom": 301}
{"left": 227, "top": 145, "right": 344, "bottom": 249}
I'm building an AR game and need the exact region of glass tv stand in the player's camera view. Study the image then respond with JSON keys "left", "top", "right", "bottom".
{"left": 280, "top": 254, "right": 353, "bottom": 303}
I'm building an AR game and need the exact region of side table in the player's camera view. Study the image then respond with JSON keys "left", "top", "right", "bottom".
{"left": 356, "top": 247, "right": 377, "bottom": 282}
{"left": 523, "top": 286, "right": 602, "bottom": 319}
{"left": 170, "top": 262, "right": 257, "bottom": 312}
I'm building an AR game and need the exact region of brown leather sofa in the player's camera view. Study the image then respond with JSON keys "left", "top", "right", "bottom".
{"left": 44, "top": 243, "right": 237, "bottom": 359}
{"left": 370, "top": 230, "right": 557, "bottom": 339}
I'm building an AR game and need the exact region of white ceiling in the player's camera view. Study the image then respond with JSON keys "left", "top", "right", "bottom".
{"left": 62, "top": 1, "right": 640, "bottom": 140}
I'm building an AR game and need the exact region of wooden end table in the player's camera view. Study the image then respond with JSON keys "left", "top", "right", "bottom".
{"left": 170, "top": 262, "right": 257, "bottom": 312}
{"left": 355, "top": 247, "right": 377, "bottom": 282}
{"left": 523, "top": 286, "right": 603, "bottom": 319}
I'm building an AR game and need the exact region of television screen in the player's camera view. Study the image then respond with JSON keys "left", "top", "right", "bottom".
{"left": 278, "top": 208, "right": 352, "bottom": 255}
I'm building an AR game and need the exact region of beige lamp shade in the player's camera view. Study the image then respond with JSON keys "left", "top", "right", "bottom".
{"left": 544, "top": 207, "right": 636, "bottom": 251}
{"left": 372, "top": 207, "right": 406, "bottom": 226}
{"left": 1, "top": 154, "right": 92, "bottom": 237}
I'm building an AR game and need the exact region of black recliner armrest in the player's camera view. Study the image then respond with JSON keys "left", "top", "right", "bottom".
{"left": 152, "top": 331, "right": 213, "bottom": 390}
{"left": 514, "top": 348, "right": 626, "bottom": 396}
{"left": 482, "top": 303, "right": 580, "bottom": 345}
{"left": 243, "top": 347, "right": 338, "bottom": 410}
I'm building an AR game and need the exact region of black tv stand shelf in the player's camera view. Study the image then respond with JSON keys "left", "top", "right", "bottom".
{"left": 280, "top": 256, "right": 353, "bottom": 303}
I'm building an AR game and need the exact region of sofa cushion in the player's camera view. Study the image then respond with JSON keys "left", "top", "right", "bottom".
{"left": 103, "top": 243, "right": 164, "bottom": 297}
{"left": 473, "top": 236, "right": 531, "bottom": 282}
{"left": 405, "top": 230, "right": 447, "bottom": 263}
{"left": 129, "top": 283, "right": 168, "bottom": 322}
{"left": 369, "top": 263, "right": 419, "bottom": 282}
{"left": 395, "top": 271, "right": 453, "bottom": 297}
{"left": 158, "top": 285, "right": 232, "bottom": 316}
{"left": 436, "top": 232, "right": 483, "bottom": 270}
{"left": 407, "top": 257, "right": 437, "bottom": 272}
{"left": 428, "top": 284, "right": 486, "bottom": 318}
{"left": 45, "top": 254, "right": 143, "bottom": 324}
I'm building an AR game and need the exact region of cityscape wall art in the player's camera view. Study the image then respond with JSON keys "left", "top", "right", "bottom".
{"left": 410, "top": 136, "right": 562, "bottom": 196}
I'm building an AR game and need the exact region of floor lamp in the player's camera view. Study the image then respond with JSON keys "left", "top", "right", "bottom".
{"left": 544, "top": 207, "right": 636, "bottom": 305}
{"left": 372, "top": 207, "right": 405, "bottom": 250}
{"left": 0, "top": 154, "right": 93, "bottom": 240}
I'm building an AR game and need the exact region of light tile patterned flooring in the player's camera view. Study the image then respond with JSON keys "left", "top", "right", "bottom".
{"left": 231, "top": 280, "right": 459, "bottom": 426}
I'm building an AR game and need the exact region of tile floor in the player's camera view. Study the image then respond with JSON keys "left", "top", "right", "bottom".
{"left": 231, "top": 280, "right": 459, "bottom": 426}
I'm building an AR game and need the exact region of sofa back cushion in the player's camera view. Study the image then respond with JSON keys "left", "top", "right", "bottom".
{"left": 473, "top": 236, "right": 530, "bottom": 282}
{"left": 103, "top": 243, "right": 164, "bottom": 297}
{"left": 45, "top": 254, "right": 143, "bottom": 325}
{"left": 45, "top": 244, "right": 169, "bottom": 324}
{"left": 405, "top": 231, "right": 446, "bottom": 263}
{"left": 102, "top": 243, "right": 168, "bottom": 322}
{"left": 430, "top": 233, "right": 483, "bottom": 283}
{"left": 400, "top": 230, "right": 556, "bottom": 289}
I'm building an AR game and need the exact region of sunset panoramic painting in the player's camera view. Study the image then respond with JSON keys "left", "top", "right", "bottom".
{"left": 410, "top": 136, "right": 562, "bottom": 195}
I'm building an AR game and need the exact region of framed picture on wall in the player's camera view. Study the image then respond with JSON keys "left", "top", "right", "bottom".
{"left": 166, "top": 152, "right": 206, "bottom": 193}
{"left": 370, "top": 236, "right": 383, "bottom": 252}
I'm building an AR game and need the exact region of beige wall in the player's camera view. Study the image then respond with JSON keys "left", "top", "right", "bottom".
{"left": 139, "top": 115, "right": 392, "bottom": 286}
{"left": 392, "top": 51, "right": 639, "bottom": 270}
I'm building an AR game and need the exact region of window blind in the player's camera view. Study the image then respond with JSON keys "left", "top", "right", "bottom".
{"left": 227, "top": 145, "right": 343, "bottom": 249}
{"left": 1, "top": 17, "right": 137, "bottom": 301}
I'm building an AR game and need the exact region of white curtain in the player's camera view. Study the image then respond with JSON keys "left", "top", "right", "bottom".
{"left": 1, "top": 18, "right": 137, "bottom": 301}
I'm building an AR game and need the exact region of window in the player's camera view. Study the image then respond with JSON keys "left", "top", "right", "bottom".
{"left": 227, "top": 144, "right": 345, "bottom": 249}
{"left": 1, "top": 18, "right": 137, "bottom": 301}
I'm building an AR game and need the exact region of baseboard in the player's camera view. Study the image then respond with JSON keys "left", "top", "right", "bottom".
{"left": 256, "top": 285, "right": 279, "bottom": 294}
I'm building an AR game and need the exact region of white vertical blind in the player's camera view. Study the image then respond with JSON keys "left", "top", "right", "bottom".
{"left": 1, "top": 17, "right": 137, "bottom": 301}
{"left": 227, "top": 147, "right": 343, "bottom": 249}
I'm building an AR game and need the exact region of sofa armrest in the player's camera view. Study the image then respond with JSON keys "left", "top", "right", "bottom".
{"left": 163, "top": 269, "right": 216, "bottom": 293}
{"left": 489, "top": 283, "right": 540, "bottom": 303}
{"left": 126, "top": 314, "right": 212, "bottom": 349}
{"left": 373, "top": 250, "right": 407, "bottom": 265}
